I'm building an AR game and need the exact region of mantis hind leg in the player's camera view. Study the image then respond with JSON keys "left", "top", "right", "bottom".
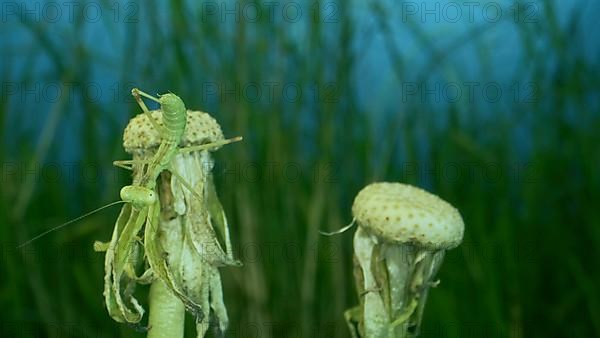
{"left": 131, "top": 88, "right": 168, "bottom": 138}
{"left": 177, "top": 136, "right": 243, "bottom": 154}
{"left": 206, "top": 175, "right": 237, "bottom": 263}
{"left": 169, "top": 169, "right": 240, "bottom": 267}
{"left": 113, "top": 159, "right": 153, "bottom": 171}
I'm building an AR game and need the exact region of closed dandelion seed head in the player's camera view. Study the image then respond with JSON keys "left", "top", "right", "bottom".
{"left": 123, "top": 110, "right": 225, "bottom": 153}
{"left": 348, "top": 182, "right": 465, "bottom": 337}
{"left": 352, "top": 182, "right": 464, "bottom": 250}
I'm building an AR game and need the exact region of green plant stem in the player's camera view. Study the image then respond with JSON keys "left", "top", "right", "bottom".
{"left": 147, "top": 279, "right": 185, "bottom": 338}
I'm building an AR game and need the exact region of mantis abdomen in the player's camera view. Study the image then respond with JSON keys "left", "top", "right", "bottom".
{"left": 159, "top": 93, "right": 187, "bottom": 144}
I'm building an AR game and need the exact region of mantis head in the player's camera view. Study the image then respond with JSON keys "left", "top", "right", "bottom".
{"left": 120, "top": 185, "right": 157, "bottom": 208}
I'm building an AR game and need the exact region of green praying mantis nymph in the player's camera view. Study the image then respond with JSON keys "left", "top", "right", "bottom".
{"left": 113, "top": 88, "right": 241, "bottom": 206}
{"left": 16, "top": 89, "right": 239, "bottom": 247}
{"left": 94, "top": 88, "right": 243, "bottom": 331}
{"left": 19, "top": 88, "right": 243, "bottom": 336}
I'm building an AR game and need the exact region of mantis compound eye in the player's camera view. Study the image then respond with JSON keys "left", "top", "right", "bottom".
{"left": 120, "top": 185, "right": 157, "bottom": 206}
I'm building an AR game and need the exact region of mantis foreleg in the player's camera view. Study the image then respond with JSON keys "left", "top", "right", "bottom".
{"left": 104, "top": 203, "right": 148, "bottom": 323}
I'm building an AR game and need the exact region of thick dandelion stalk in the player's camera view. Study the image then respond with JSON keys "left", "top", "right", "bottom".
{"left": 148, "top": 279, "right": 185, "bottom": 338}
{"left": 147, "top": 172, "right": 186, "bottom": 338}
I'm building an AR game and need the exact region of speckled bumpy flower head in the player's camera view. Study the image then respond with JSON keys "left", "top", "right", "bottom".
{"left": 123, "top": 110, "right": 224, "bottom": 153}
{"left": 352, "top": 182, "right": 464, "bottom": 250}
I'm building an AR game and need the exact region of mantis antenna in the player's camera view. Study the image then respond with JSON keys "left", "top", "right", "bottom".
{"left": 17, "top": 200, "right": 126, "bottom": 248}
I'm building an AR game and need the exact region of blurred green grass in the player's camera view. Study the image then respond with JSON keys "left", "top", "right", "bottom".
{"left": 1, "top": 0, "right": 599, "bottom": 337}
